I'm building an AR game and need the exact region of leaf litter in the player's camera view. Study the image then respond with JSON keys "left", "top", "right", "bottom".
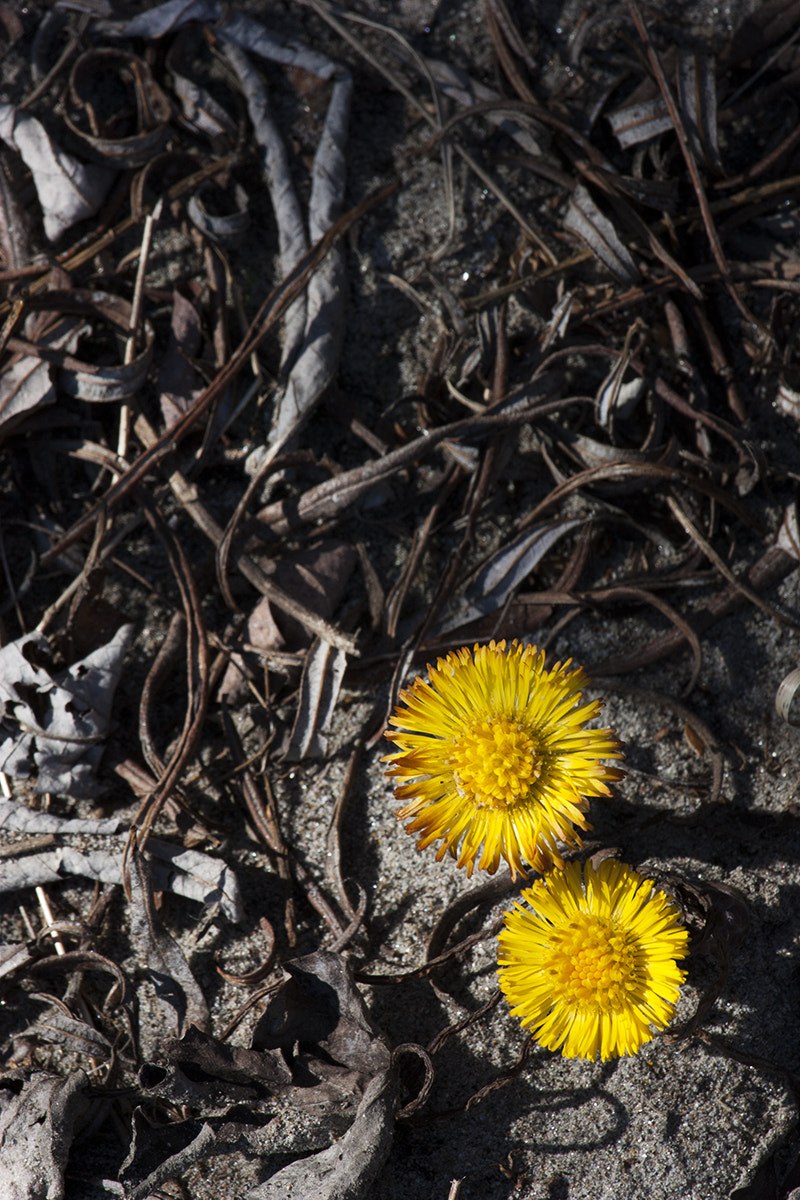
{"left": 2, "top": 0, "right": 800, "bottom": 1197}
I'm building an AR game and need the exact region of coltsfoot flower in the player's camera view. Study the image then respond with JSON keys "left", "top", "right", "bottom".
{"left": 383, "top": 640, "right": 623, "bottom": 878}
{"left": 498, "top": 858, "right": 690, "bottom": 1060}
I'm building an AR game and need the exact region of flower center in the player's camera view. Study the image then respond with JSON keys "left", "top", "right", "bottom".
{"left": 449, "top": 716, "right": 540, "bottom": 809}
{"left": 548, "top": 914, "right": 639, "bottom": 1009}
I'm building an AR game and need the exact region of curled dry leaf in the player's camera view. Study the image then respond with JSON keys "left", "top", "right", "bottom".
{"left": 63, "top": 49, "right": 171, "bottom": 168}
{"left": 187, "top": 180, "right": 250, "bottom": 247}
{"left": 0, "top": 104, "right": 113, "bottom": 242}
{"left": 39, "top": 290, "right": 155, "bottom": 403}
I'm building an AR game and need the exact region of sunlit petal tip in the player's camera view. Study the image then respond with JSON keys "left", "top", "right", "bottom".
{"left": 498, "top": 859, "right": 690, "bottom": 1061}
{"left": 385, "top": 640, "right": 623, "bottom": 877}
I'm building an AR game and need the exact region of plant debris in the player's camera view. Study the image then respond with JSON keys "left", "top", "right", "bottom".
{"left": 2, "top": 0, "right": 800, "bottom": 1197}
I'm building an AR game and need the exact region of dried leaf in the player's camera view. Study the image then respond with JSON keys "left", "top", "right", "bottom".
{"left": 426, "top": 57, "right": 547, "bottom": 157}
{"left": 128, "top": 846, "right": 211, "bottom": 1040}
{"left": 266, "top": 70, "right": 352, "bottom": 452}
{"left": 222, "top": 39, "right": 307, "bottom": 372}
{"left": 19, "top": 1004, "right": 114, "bottom": 1060}
{"left": 775, "top": 664, "right": 800, "bottom": 725}
{"left": 0, "top": 1070, "right": 89, "bottom": 1200}
{"left": 0, "top": 798, "right": 125, "bottom": 835}
{"left": 167, "top": 28, "right": 239, "bottom": 143}
{"left": 246, "top": 1070, "right": 397, "bottom": 1200}
{"left": 120, "top": 1111, "right": 222, "bottom": 1200}
{"left": 0, "top": 829, "right": 243, "bottom": 923}
{"left": 0, "top": 316, "right": 85, "bottom": 434}
{"left": 145, "top": 951, "right": 392, "bottom": 1118}
{"left": 677, "top": 49, "right": 722, "bottom": 173}
{"left": 158, "top": 287, "right": 204, "bottom": 429}
{"left": 0, "top": 105, "right": 113, "bottom": 242}
{"left": 250, "top": 952, "right": 392, "bottom": 1109}
{"left": 218, "top": 541, "right": 355, "bottom": 703}
{"left": 282, "top": 638, "right": 347, "bottom": 761}
{"left": 0, "top": 941, "right": 34, "bottom": 979}
{"left": 44, "top": 290, "right": 155, "bottom": 403}
{"left": 564, "top": 185, "right": 640, "bottom": 284}
{"left": 608, "top": 96, "right": 672, "bottom": 148}
{"left": 0, "top": 625, "right": 134, "bottom": 797}
{"left": 435, "top": 518, "right": 584, "bottom": 635}
{"left": 138, "top": 838, "right": 244, "bottom": 922}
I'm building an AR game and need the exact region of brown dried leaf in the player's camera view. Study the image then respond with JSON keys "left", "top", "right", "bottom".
{"left": 158, "top": 286, "right": 204, "bottom": 429}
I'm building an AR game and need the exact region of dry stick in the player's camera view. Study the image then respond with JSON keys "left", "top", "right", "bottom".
{"left": 518, "top": 458, "right": 761, "bottom": 536}
{"left": 215, "top": 917, "right": 277, "bottom": 985}
{"left": 123, "top": 498, "right": 209, "bottom": 886}
{"left": 624, "top": 0, "right": 767, "bottom": 339}
{"left": 427, "top": 990, "right": 502, "bottom": 1056}
{"left": 36, "top": 505, "right": 108, "bottom": 634}
{"left": 215, "top": 448, "right": 314, "bottom": 614}
{"left": 585, "top": 583, "right": 704, "bottom": 696}
{"left": 325, "top": 706, "right": 384, "bottom": 925}
{"left": 384, "top": 464, "right": 462, "bottom": 640}
{"left": 138, "top": 612, "right": 185, "bottom": 780}
{"left": 666, "top": 493, "right": 800, "bottom": 630}
{"left": 687, "top": 297, "right": 746, "bottom": 422}
{"left": 599, "top": 679, "right": 725, "bottom": 804}
{"left": 117, "top": 198, "right": 162, "bottom": 468}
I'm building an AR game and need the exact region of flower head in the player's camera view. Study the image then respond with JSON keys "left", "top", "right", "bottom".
{"left": 498, "top": 858, "right": 689, "bottom": 1060}
{"left": 383, "top": 640, "right": 623, "bottom": 878}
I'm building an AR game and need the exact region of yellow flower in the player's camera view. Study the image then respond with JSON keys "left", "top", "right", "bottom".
{"left": 498, "top": 858, "right": 690, "bottom": 1060}
{"left": 383, "top": 640, "right": 623, "bottom": 878}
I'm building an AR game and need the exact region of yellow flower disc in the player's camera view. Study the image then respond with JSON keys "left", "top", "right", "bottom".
{"left": 383, "top": 640, "right": 623, "bottom": 878}
{"left": 498, "top": 858, "right": 690, "bottom": 1060}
